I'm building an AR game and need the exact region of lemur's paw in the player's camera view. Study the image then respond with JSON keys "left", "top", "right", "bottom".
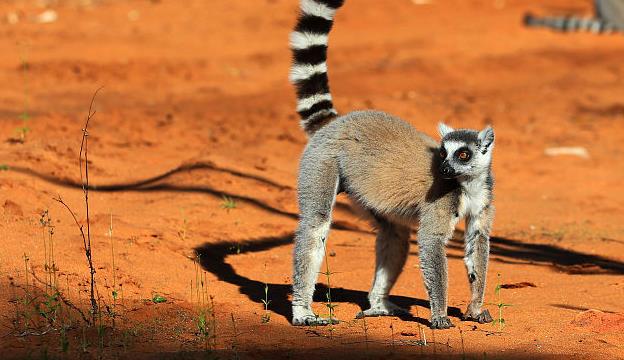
{"left": 355, "top": 306, "right": 409, "bottom": 319}
{"left": 355, "top": 299, "right": 409, "bottom": 319}
{"left": 292, "top": 306, "right": 337, "bottom": 326}
{"left": 292, "top": 315, "right": 338, "bottom": 326}
{"left": 462, "top": 309, "right": 493, "bottom": 324}
{"left": 430, "top": 316, "right": 455, "bottom": 329}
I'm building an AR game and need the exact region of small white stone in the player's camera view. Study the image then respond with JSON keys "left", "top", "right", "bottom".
{"left": 544, "top": 147, "right": 589, "bottom": 159}
{"left": 36, "top": 9, "right": 58, "bottom": 24}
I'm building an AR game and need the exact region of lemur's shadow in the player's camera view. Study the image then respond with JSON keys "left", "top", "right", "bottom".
{"left": 193, "top": 229, "right": 624, "bottom": 326}
{"left": 193, "top": 233, "right": 448, "bottom": 327}
{"left": 194, "top": 229, "right": 624, "bottom": 325}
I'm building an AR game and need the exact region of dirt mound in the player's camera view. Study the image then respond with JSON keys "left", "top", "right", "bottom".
{"left": 572, "top": 310, "right": 624, "bottom": 333}
{"left": 2, "top": 199, "right": 23, "bottom": 217}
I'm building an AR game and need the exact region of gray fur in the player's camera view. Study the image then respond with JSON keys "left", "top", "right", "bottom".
{"left": 524, "top": 0, "right": 624, "bottom": 34}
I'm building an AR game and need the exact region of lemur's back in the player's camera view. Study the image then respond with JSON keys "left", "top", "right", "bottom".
{"left": 310, "top": 110, "right": 458, "bottom": 218}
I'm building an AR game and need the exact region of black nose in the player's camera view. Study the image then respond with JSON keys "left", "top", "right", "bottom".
{"left": 440, "top": 163, "right": 455, "bottom": 177}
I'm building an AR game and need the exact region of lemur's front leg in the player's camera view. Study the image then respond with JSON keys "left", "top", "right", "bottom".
{"left": 417, "top": 211, "right": 455, "bottom": 329}
{"left": 462, "top": 206, "right": 494, "bottom": 324}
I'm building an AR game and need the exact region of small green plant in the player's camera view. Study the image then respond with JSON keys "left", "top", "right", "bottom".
{"left": 414, "top": 306, "right": 427, "bottom": 348}
{"left": 36, "top": 211, "right": 64, "bottom": 331}
{"left": 0, "top": 164, "right": 8, "bottom": 171}
{"left": 15, "top": 120, "right": 30, "bottom": 143}
{"left": 319, "top": 240, "right": 338, "bottom": 336}
{"left": 177, "top": 212, "right": 189, "bottom": 242}
{"left": 152, "top": 294, "right": 167, "bottom": 304}
{"left": 39, "top": 210, "right": 58, "bottom": 294}
{"left": 96, "top": 298, "right": 105, "bottom": 353}
{"left": 489, "top": 273, "right": 512, "bottom": 332}
{"left": 196, "top": 307, "right": 211, "bottom": 344}
{"left": 220, "top": 195, "right": 237, "bottom": 210}
{"left": 10, "top": 214, "right": 74, "bottom": 337}
{"left": 261, "top": 283, "right": 271, "bottom": 323}
{"left": 54, "top": 88, "right": 103, "bottom": 323}
{"left": 11, "top": 234, "right": 85, "bottom": 341}
{"left": 192, "top": 256, "right": 216, "bottom": 350}
{"left": 106, "top": 211, "right": 121, "bottom": 343}
{"left": 20, "top": 253, "right": 33, "bottom": 330}
{"left": 37, "top": 290, "right": 61, "bottom": 325}
{"left": 60, "top": 325, "right": 69, "bottom": 353}
{"left": 16, "top": 44, "right": 31, "bottom": 143}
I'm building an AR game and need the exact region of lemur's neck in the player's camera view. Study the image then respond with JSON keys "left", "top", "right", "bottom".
{"left": 456, "top": 169, "right": 493, "bottom": 217}
{"left": 458, "top": 171, "right": 491, "bottom": 194}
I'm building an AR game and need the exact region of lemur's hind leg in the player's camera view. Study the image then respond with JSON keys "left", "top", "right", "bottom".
{"left": 417, "top": 209, "right": 455, "bottom": 329}
{"left": 462, "top": 207, "right": 494, "bottom": 324}
{"left": 356, "top": 218, "right": 410, "bottom": 319}
{"left": 292, "top": 156, "right": 340, "bottom": 326}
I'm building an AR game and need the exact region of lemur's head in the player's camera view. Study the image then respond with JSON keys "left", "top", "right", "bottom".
{"left": 437, "top": 123, "right": 495, "bottom": 179}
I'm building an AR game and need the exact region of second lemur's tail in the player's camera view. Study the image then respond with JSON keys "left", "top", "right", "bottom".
{"left": 524, "top": 13, "right": 623, "bottom": 34}
{"left": 289, "top": 0, "right": 345, "bottom": 135}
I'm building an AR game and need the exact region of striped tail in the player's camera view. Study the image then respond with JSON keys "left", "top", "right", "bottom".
{"left": 524, "top": 13, "right": 623, "bottom": 34}
{"left": 289, "top": 0, "right": 345, "bottom": 135}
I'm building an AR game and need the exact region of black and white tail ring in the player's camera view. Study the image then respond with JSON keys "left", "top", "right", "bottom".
{"left": 524, "top": 13, "right": 624, "bottom": 34}
{"left": 289, "top": 0, "right": 345, "bottom": 134}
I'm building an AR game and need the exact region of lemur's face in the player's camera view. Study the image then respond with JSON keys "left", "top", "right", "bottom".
{"left": 437, "top": 123, "right": 495, "bottom": 179}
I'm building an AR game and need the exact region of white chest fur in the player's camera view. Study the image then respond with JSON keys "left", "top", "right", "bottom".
{"left": 457, "top": 176, "right": 490, "bottom": 219}
{"left": 445, "top": 177, "right": 490, "bottom": 240}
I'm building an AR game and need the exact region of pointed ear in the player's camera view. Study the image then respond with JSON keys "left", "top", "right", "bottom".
{"left": 438, "top": 122, "right": 454, "bottom": 138}
{"left": 478, "top": 126, "right": 495, "bottom": 154}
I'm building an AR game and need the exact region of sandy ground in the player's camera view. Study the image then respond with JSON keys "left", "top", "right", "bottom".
{"left": 0, "top": 0, "right": 623, "bottom": 358}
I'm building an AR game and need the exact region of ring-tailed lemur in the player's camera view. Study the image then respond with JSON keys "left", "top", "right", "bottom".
{"left": 289, "top": 0, "right": 495, "bottom": 329}
{"left": 524, "top": 0, "right": 624, "bottom": 34}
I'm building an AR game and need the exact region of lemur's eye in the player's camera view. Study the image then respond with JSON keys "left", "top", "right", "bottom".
{"left": 458, "top": 151, "right": 470, "bottom": 161}
{"left": 439, "top": 148, "right": 447, "bottom": 158}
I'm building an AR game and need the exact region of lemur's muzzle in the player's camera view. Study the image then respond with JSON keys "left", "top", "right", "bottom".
{"left": 440, "top": 161, "right": 457, "bottom": 178}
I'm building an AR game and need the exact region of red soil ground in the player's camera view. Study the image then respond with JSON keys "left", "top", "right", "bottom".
{"left": 0, "top": 0, "right": 623, "bottom": 358}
